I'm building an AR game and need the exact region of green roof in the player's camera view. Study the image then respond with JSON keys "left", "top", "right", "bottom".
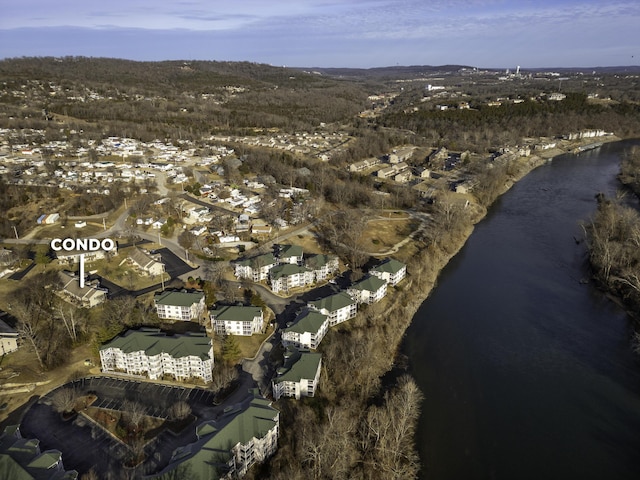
{"left": 27, "top": 451, "right": 61, "bottom": 470}
{"left": 237, "top": 253, "right": 276, "bottom": 269}
{"left": 154, "top": 290, "right": 204, "bottom": 307}
{"left": 0, "top": 429, "right": 77, "bottom": 480}
{"left": 0, "top": 456, "right": 34, "bottom": 480}
{"left": 269, "top": 264, "right": 310, "bottom": 280}
{"left": 305, "top": 254, "right": 334, "bottom": 269}
{"left": 100, "top": 328, "right": 212, "bottom": 360}
{"left": 278, "top": 244, "right": 303, "bottom": 258}
{"left": 309, "top": 292, "right": 355, "bottom": 312}
{"left": 372, "top": 258, "right": 406, "bottom": 275}
{"left": 274, "top": 352, "right": 322, "bottom": 384}
{"left": 210, "top": 305, "right": 262, "bottom": 322}
{"left": 153, "top": 391, "right": 278, "bottom": 480}
{"left": 350, "top": 275, "right": 387, "bottom": 292}
{"left": 283, "top": 310, "right": 328, "bottom": 335}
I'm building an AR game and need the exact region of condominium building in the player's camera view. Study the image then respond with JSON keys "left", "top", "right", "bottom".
{"left": 234, "top": 253, "right": 277, "bottom": 282}
{"left": 0, "top": 426, "right": 78, "bottom": 480}
{"left": 370, "top": 258, "right": 407, "bottom": 286}
{"left": 275, "top": 244, "right": 303, "bottom": 265}
{"left": 272, "top": 348, "right": 322, "bottom": 401}
{"left": 269, "top": 264, "right": 314, "bottom": 294}
{"left": 210, "top": 305, "right": 264, "bottom": 336}
{"left": 307, "top": 292, "right": 357, "bottom": 327}
{"left": 154, "top": 290, "right": 206, "bottom": 322}
{"left": 150, "top": 389, "right": 279, "bottom": 479}
{"left": 347, "top": 275, "right": 388, "bottom": 304}
{"left": 304, "top": 254, "right": 339, "bottom": 282}
{"left": 281, "top": 309, "right": 329, "bottom": 350}
{"left": 99, "top": 328, "right": 214, "bottom": 383}
{"left": 58, "top": 271, "right": 108, "bottom": 308}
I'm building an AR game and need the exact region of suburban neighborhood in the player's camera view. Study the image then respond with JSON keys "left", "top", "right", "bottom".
{"left": 0, "top": 57, "right": 634, "bottom": 479}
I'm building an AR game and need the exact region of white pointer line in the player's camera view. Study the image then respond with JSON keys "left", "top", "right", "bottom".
{"left": 79, "top": 254, "right": 85, "bottom": 288}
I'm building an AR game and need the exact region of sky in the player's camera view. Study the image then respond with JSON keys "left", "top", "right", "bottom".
{"left": 0, "top": 0, "right": 638, "bottom": 69}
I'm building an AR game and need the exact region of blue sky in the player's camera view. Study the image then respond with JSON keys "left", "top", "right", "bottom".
{"left": 0, "top": 0, "right": 637, "bottom": 68}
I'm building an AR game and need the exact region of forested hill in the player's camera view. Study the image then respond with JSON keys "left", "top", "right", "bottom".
{"left": 0, "top": 57, "right": 371, "bottom": 137}
{"left": 300, "top": 64, "right": 473, "bottom": 79}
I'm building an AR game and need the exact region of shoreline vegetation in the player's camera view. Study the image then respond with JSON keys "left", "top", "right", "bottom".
{"left": 253, "top": 135, "right": 623, "bottom": 480}
{"left": 584, "top": 144, "right": 640, "bottom": 351}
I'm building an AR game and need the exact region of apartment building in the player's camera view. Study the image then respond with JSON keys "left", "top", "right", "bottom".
{"left": 210, "top": 305, "right": 264, "bottom": 336}
{"left": 154, "top": 290, "right": 206, "bottom": 322}
{"left": 99, "top": 328, "right": 213, "bottom": 383}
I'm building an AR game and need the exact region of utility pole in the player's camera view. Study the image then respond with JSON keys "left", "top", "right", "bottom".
{"left": 12, "top": 225, "right": 18, "bottom": 239}
{"left": 103, "top": 218, "right": 106, "bottom": 231}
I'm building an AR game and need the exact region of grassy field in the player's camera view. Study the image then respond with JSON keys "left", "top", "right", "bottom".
{"left": 360, "top": 217, "right": 417, "bottom": 254}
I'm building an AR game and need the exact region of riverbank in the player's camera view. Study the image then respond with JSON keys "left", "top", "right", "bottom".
{"left": 403, "top": 137, "right": 640, "bottom": 480}
{"left": 259, "top": 137, "right": 624, "bottom": 479}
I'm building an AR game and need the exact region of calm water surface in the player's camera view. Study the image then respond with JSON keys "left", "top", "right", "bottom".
{"left": 404, "top": 140, "right": 640, "bottom": 480}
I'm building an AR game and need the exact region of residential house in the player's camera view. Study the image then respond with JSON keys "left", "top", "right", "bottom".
{"left": 99, "top": 328, "right": 213, "bottom": 382}
{"left": 347, "top": 276, "right": 388, "bottom": 304}
{"left": 152, "top": 218, "right": 168, "bottom": 229}
{"left": 126, "top": 247, "right": 164, "bottom": 276}
{"left": 370, "top": 258, "right": 407, "bottom": 286}
{"left": 154, "top": 290, "right": 206, "bottom": 322}
{"left": 251, "top": 223, "right": 272, "bottom": 236}
{"left": 276, "top": 244, "right": 303, "bottom": 265}
{"left": 190, "top": 226, "right": 208, "bottom": 236}
{"left": 377, "top": 165, "right": 397, "bottom": 179}
{"left": 234, "top": 253, "right": 277, "bottom": 282}
{"left": 210, "top": 305, "right": 264, "bottom": 336}
{"left": 272, "top": 347, "right": 322, "bottom": 400}
{"left": 281, "top": 309, "right": 329, "bottom": 350}
{"left": 149, "top": 389, "right": 279, "bottom": 479}
{"left": 0, "top": 314, "right": 18, "bottom": 355}
{"left": 0, "top": 426, "right": 78, "bottom": 480}
{"left": 189, "top": 207, "right": 211, "bottom": 221}
{"left": 55, "top": 244, "right": 118, "bottom": 264}
{"left": 58, "top": 271, "right": 108, "bottom": 308}
{"left": 308, "top": 292, "right": 357, "bottom": 326}
{"left": 349, "top": 157, "right": 380, "bottom": 173}
{"left": 394, "top": 170, "right": 413, "bottom": 183}
{"left": 269, "top": 264, "right": 314, "bottom": 294}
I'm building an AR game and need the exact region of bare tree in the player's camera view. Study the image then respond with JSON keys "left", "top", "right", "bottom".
{"left": 202, "top": 260, "right": 227, "bottom": 287}
{"left": 211, "top": 363, "right": 239, "bottom": 393}
{"left": 80, "top": 468, "right": 100, "bottom": 480}
{"left": 168, "top": 401, "right": 192, "bottom": 421}
{"left": 57, "top": 305, "right": 81, "bottom": 343}
{"left": 122, "top": 400, "right": 147, "bottom": 431}
{"left": 51, "top": 387, "right": 78, "bottom": 415}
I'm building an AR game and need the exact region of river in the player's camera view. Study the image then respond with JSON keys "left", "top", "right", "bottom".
{"left": 404, "top": 140, "right": 640, "bottom": 480}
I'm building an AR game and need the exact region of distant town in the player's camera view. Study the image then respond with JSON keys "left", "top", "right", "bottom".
{"left": 0, "top": 58, "right": 638, "bottom": 479}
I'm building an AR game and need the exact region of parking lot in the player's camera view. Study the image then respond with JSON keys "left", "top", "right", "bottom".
{"left": 19, "top": 376, "right": 218, "bottom": 476}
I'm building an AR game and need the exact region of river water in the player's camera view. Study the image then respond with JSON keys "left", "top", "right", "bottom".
{"left": 404, "top": 140, "right": 640, "bottom": 480}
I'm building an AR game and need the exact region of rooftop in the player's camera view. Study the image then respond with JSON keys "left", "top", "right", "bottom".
{"left": 274, "top": 351, "right": 322, "bottom": 384}
{"left": 309, "top": 291, "right": 355, "bottom": 312}
{"left": 210, "top": 305, "right": 262, "bottom": 322}
{"left": 269, "top": 264, "right": 311, "bottom": 280}
{"left": 283, "top": 310, "right": 328, "bottom": 335}
{"left": 371, "top": 258, "right": 406, "bottom": 275}
{"left": 154, "top": 290, "right": 205, "bottom": 307}
{"left": 350, "top": 275, "right": 387, "bottom": 292}
{"left": 100, "top": 328, "right": 212, "bottom": 360}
